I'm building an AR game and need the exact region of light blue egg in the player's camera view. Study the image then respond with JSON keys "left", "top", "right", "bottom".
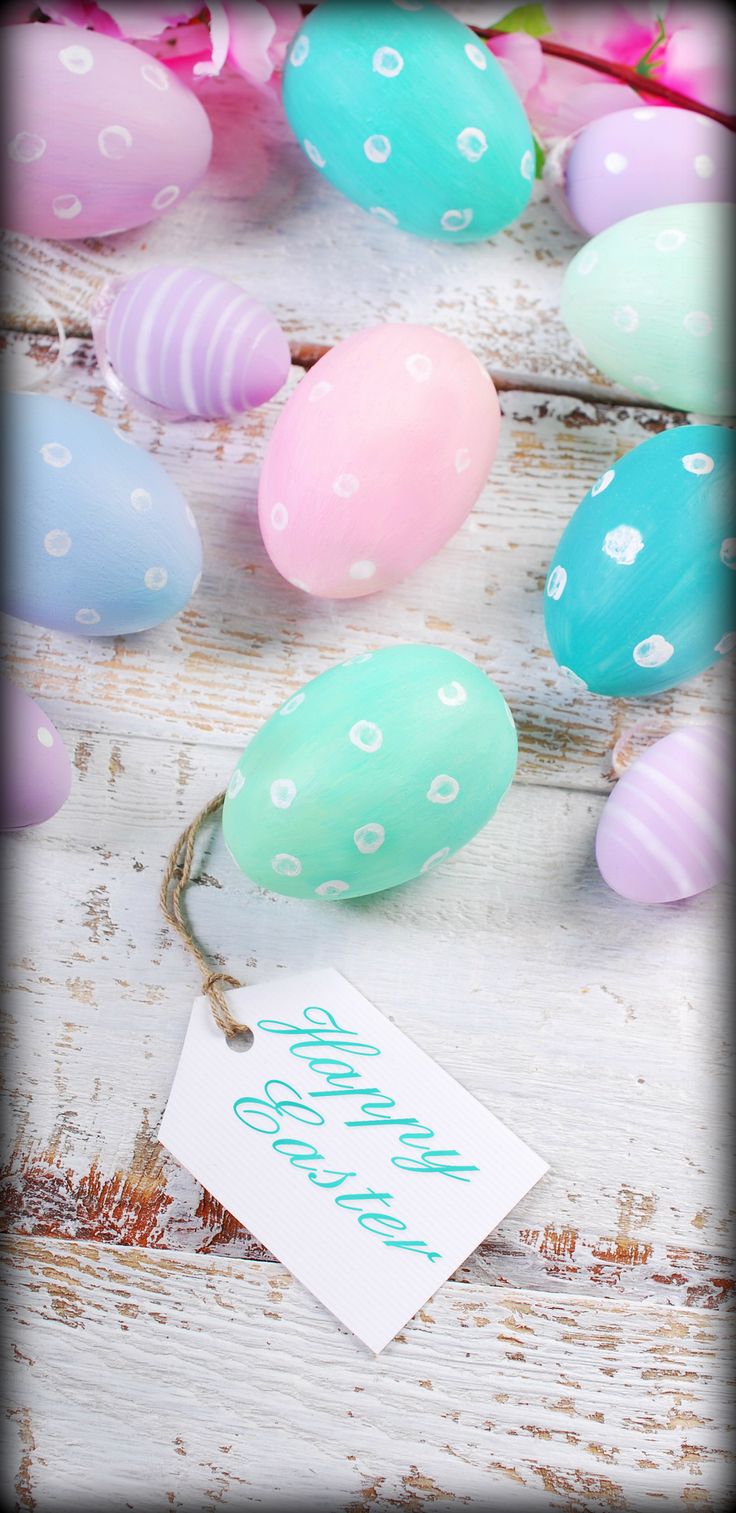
{"left": 5, "top": 393, "right": 202, "bottom": 636}
{"left": 283, "top": 0, "right": 534, "bottom": 243}
{"left": 543, "top": 424, "right": 736, "bottom": 697}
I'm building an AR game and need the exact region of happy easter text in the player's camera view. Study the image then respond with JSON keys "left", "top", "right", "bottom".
{"left": 232, "top": 1004, "right": 480, "bottom": 1264}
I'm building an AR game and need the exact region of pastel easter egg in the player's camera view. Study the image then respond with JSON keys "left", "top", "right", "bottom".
{"left": 1, "top": 680, "right": 72, "bottom": 830}
{"left": 222, "top": 644, "right": 517, "bottom": 900}
{"left": 4, "top": 24, "right": 212, "bottom": 239}
{"left": 543, "top": 423, "right": 736, "bottom": 697}
{"left": 546, "top": 108, "right": 733, "bottom": 238}
{"left": 561, "top": 202, "right": 734, "bottom": 414}
{"left": 92, "top": 265, "right": 290, "bottom": 421}
{"left": 258, "top": 324, "right": 500, "bottom": 597}
{"left": 282, "top": 0, "right": 534, "bottom": 242}
{"left": 4, "top": 393, "right": 203, "bottom": 637}
{"left": 596, "top": 725, "right": 731, "bottom": 903}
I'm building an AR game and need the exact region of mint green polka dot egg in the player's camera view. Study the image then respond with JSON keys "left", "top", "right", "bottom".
{"left": 282, "top": 0, "right": 534, "bottom": 243}
{"left": 222, "top": 645, "right": 517, "bottom": 900}
{"left": 561, "top": 202, "right": 734, "bottom": 415}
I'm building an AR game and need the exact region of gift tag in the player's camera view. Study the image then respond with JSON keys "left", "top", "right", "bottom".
{"left": 160, "top": 969, "right": 548, "bottom": 1353}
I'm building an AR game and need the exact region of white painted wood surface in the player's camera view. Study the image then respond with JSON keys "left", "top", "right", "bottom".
{"left": 1, "top": 36, "right": 733, "bottom": 1513}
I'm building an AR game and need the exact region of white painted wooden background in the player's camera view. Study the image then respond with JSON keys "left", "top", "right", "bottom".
{"left": 1, "top": 59, "right": 734, "bottom": 1513}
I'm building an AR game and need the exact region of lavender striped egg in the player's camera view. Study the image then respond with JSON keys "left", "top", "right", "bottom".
{"left": 596, "top": 725, "right": 731, "bottom": 904}
{"left": 93, "top": 265, "right": 290, "bottom": 421}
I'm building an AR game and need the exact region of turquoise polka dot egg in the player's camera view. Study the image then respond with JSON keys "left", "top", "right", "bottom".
{"left": 561, "top": 202, "right": 734, "bottom": 414}
{"left": 222, "top": 645, "right": 517, "bottom": 900}
{"left": 544, "top": 424, "right": 736, "bottom": 698}
{"left": 282, "top": 0, "right": 534, "bottom": 243}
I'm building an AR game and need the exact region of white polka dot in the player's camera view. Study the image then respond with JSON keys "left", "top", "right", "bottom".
{"left": 464, "top": 42, "right": 487, "bottom": 69}
{"left": 655, "top": 228, "right": 686, "bottom": 252}
{"left": 308, "top": 380, "right": 332, "bottom": 402}
{"left": 44, "top": 529, "right": 71, "bottom": 557}
{"left": 682, "top": 452, "right": 714, "bottom": 475}
{"left": 456, "top": 127, "right": 487, "bottom": 163}
{"left": 602, "top": 525, "right": 644, "bottom": 566}
{"left": 604, "top": 151, "right": 627, "bottom": 174}
{"left": 152, "top": 185, "right": 180, "bottom": 211}
{"left": 52, "top": 194, "right": 81, "bottom": 220}
{"left": 578, "top": 247, "right": 598, "bottom": 276}
{"left": 270, "top": 502, "right": 288, "bottom": 531}
{"left": 440, "top": 208, "right": 473, "bottom": 233}
{"left": 333, "top": 474, "right": 359, "bottom": 498}
{"left": 227, "top": 770, "right": 245, "bottom": 800}
{"left": 633, "top": 107, "right": 656, "bottom": 120}
{"left": 694, "top": 154, "right": 714, "bottom": 178}
{"left": 36, "top": 726, "right": 54, "bottom": 749}
{"left": 373, "top": 46, "right": 404, "bottom": 77}
{"left": 350, "top": 720, "right": 383, "bottom": 753}
{"left": 632, "top": 374, "right": 660, "bottom": 393}
{"left": 98, "top": 125, "right": 132, "bottom": 160}
{"left": 144, "top": 566, "right": 168, "bottom": 591}
{"left": 280, "top": 692, "right": 305, "bottom": 716}
{"left": 454, "top": 447, "right": 470, "bottom": 475}
{"left": 364, "top": 134, "right": 391, "bottom": 163}
{"left": 720, "top": 538, "right": 736, "bottom": 569}
{"left": 315, "top": 880, "right": 350, "bottom": 897}
{"left": 272, "top": 853, "right": 302, "bottom": 877}
{"left": 75, "top": 608, "right": 100, "bottom": 626}
{"left": 130, "top": 488, "right": 152, "bottom": 512}
{"left": 427, "top": 774, "right": 459, "bottom": 805}
{"left": 405, "top": 353, "right": 432, "bottom": 382}
{"left": 192, "top": 572, "right": 202, "bottom": 594}
{"left": 354, "top": 823, "right": 385, "bottom": 854}
{"left": 520, "top": 148, "right": 534, "bottom": 180}
{"left": 370, "top": 206, "right": 398, "bottom": 225}
{"left": 614, "top": 305, "right": 639, "bottom": 333}
{"left": 349, "top": 560, "right": 376, "bottom": 581}
{"left": 591, "top": 469, "right": 615, "bottom": 497}
{"left": 633, "top": 634, "right": 674, "bottom": 668}
{"left": 438, "top": 682, "right": 467, "bottom": 707}
{"left": 290, "top": 34, "right": 309, "bottom": 66}
{"left": 141, "top": 62, "right": 169, "bottom": 90}
{"left": 420, "top": 847, "right": 450, "bottom": 874}
{"left": 715, "top": 632, "right": 736, "bottom": 655}
{"left": 8, "top": 132, "right": 46, "bottom": 163}
{"left": 270, "top": 778, "right": 296, "bottom": 809}
{"left": 684, "top": 310, "right": 712, "bottom": 336}
{"left": 559, "top": 665, "right": 587, "bottom": 689}
{"left": 59, "top": 44, "right": 93, "bottom": 74}
{"left": 185, "top": 504, "right": 197, "bottom": 529}
{"left": 40, "top": 442, "right": 71, "bottom": 468}
{"left": 304, "top": 139, "right": 325, "bottom": 167}
{"left": 546, "top": 565, "right": 567, "bottom": 600}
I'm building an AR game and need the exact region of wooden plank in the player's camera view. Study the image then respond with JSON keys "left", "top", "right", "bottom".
{"left": 2, "top": 338, "right": 731, "bottom": 795}
{"left": 3, "top": 1237, "right": 734, "bottom": 1511}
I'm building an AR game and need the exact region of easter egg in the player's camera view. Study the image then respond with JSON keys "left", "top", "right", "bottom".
{"left": 596, "top": 725, "right": 731, "bottom": 903}
{"left": 282, "top": 0, "right": 534, "bottom": 242}
{"left": 222, "top": 644, "right": 517, "bottom": 900}
{"left": 561, "top": 202, "right": 734, "bottom": 414}
{"left": 1, "top": 680, "right": 72, "bottom": 830}
{"left": 258, "top": 324, "right": 500, "bottom": 597}
{"left": 543, "top": 424, "right": 736, "bottom": 697}
{"left": 4, "top": 24, "right": 212, "bottom": 239}
{"left": 546, "top": 108, "right": 733, "bottom": 238}
{"left": 91, "top": 265, "right": 290, "bottom": 421}
{"left": 4, "top": 393, "right": 203, "bottom": 637}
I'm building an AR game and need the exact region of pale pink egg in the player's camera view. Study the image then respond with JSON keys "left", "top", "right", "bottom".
{"left": 5, "top": 24, "right": 212, "bottom": 239}
{"left": 258, "top": 325, "right": 500, "bottom": 598}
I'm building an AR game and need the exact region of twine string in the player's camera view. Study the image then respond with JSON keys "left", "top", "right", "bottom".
{"left": 160, "top": 789, "right": 248, "bottom": 1040}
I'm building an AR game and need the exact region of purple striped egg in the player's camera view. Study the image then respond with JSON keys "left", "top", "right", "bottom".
{"left": 93, "top": 265, "right": 290, "bottom": 421}
{"left": 596, "top": 725, "right": 731, "bottom": 904}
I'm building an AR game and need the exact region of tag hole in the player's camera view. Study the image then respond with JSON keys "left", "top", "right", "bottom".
{"left": 225, "top": 1026, "right": 254, "bottom": 1053}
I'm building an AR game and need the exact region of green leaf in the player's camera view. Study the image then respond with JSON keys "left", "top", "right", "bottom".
{"left": 492, "top": 4, "right": 552, "bottom": 38}
{"left": 533, "top": 137, "right": 546, "bottom": 178}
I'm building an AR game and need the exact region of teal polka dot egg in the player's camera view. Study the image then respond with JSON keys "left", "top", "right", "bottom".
{"left": 282, "top": 0, "right": 534, "bottom": 243}
{"left": 561, "top": 203, "right": 734, "bottom": 414}
{"left": 222, "top": 645, "right": 517, "bottom": 900}
{"left": 544, "top": 424, "right": 736, "bottom": 698}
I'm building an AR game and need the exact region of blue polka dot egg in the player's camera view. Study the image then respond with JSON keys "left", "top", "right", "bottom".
{"left": 223, "top": 644, "right": 517, "bottom": 900}
{"left": 5, "top": 392, "right": 202, "bottom": 636}
{"left": 544, "top": 424, "right": 736, "bottom": 698}
{"left": 283, "top": 0, "right": 534, "bottom": 242}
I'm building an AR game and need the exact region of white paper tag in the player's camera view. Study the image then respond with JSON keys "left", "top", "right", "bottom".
{"left": 160, "top": 969, "right": 548, "bottom": 1353}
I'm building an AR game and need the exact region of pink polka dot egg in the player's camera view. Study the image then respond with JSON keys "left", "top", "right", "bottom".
{"left": 1, "top": 679, "right": 72, "bottom": 831}
{"left": 258, "top": 324, "right": 500, "bottom": 598}
{"left": 5, "top": 24, "right": 212, "bottom": 239}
